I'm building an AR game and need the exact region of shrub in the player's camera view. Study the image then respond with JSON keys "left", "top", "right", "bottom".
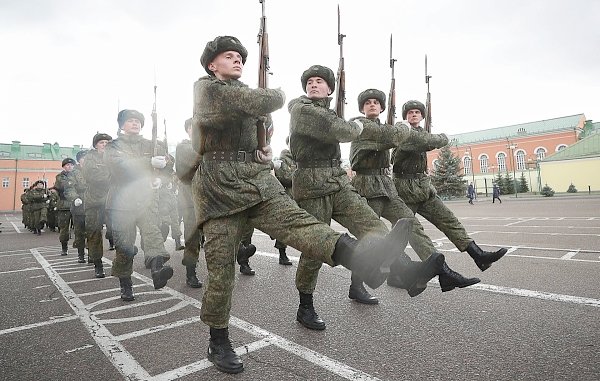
{"left": 567, "top": 183, "right": 577, "bottom": 193}
{"left": 541, "top": 184, "right": 555, "bottom": 197}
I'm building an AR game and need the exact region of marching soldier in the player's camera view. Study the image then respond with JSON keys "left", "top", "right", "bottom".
{"left": 55, "top": 158, "right": 76, "bottom": 255}
{"left": 158, "top": 159, "right": 184, "bottom": 250}
{"left": 192, "top": 37, "right": 442, "bottom": 374}
{"left": 47, "top": 187, "right": 59, "bottom": 232}
{"left": 350, "top": 89, "right": 480, "bottom": 294}
{"left": 271, "top": 137, "right": 294, "bottom": 265}
{"left": 65, "top": 150, "right": 88, "bottom": 263}
{"left": 104, "top": 109, "right": 174, "bottom": 301}
{"left": 27, "top": 180, "right": 49, "bottom": 235}
{"left": 392, "top": 100, "right": 507, "bottom": 272}
{"left": 82, "top": 133, "right": 112, "bottom": 278}
{"left": 20, "top": 188, "right": 32, "bottom": 231}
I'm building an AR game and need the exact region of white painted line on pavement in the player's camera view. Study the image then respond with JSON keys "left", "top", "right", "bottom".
{"left": 93, "top": 296, "right": 178, "bottom": 316}
{"left": 78, "top": 285, "right": 150, "bottom": 297}
{"left": 10, "top": 222, "right": 21, "bottom": 233}
{"left": 468, "top": 283, "right": 600, "bottom": 307}
{"left": 0, "top": 314, "right": 78, "bottom": 336}
{"left": 114, "top": 316, "right": 202, "bottom": 341}
{"left": 561, "top": 250, "right": 579, "bottom": 260}
{"left": 97, "top": 301, "right": 189, "bottom": 324}
{"left": 505, "top": 217, "right": 536, "bottom": 226}
{"left": 30, "top": 249, "right": 153, "bottom": 380}
{"left": 33, "top": 284, "right": 52, "bottom": 289}
{"left": 0, "top": 267, "right": 41, "bottom": 275}
{"left": 65, "top": 344, "right": 94, "bottom": 353}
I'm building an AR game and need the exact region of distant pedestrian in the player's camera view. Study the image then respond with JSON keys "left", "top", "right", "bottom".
{"left": 467, "top": 182, "right": 475, "bottom": 205}
{"left": 493, "top": 184, "right": 502, "bottom": 204}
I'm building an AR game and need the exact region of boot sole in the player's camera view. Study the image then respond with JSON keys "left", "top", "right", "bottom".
{"left": 296, "top": 316, "right": 326, "bottom": 330}
{"left": 207, "top": 353, "right": 244, "bottom": 374}
{"left": 476, "top": 248, "right": 508, "bottom": 272}
{"left": 440, "top": 277, "right": 481, "bottom": 292}
{"left": 407, "top": 252, "right": 446, "bottom": 297}
{"left": 152, "top": 266, "right": 174, "bottom": 289}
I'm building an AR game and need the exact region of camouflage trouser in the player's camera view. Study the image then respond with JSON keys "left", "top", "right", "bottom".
{"left": 274, "top": 239, "right": 287, "bottom": 250}
{"left": 160, "top": 205, "right": 182, "bottom": 240}
{"left": 182, "top": 206, "right": 201, "bottom": 267}
{"left": 200, "top": 193, "right": 340, "bottom": 328}
{"left": 104, "top": 210, "right": 114, "bottom": 244}
{"left": 47, "top": 210, "right": 57, "bottom": 229}
{"left": 31, "top": 208, "right": 45, "bottom": 229}
{"left": 85, "top": 205, "right": 105, "bottom": 261}
{"left": 295, "top": 185, "right": 389, "bottom": 294}
{"left": 109, "top": 202, "right": 169, "bottom": 278}
{"left": 72, "top": 213, "right": 86, "bottom": 249}
{"left": 367, "top": 196, "right": 436, "bottom": 261}
{"left": 240, "top": 225, "right": 253, "bottom": 246}
{"left": 395, "top": 178, "right": 472, "bottom": 251}
{"left": 57, "top": 210, "right": 71, "bottom": 243}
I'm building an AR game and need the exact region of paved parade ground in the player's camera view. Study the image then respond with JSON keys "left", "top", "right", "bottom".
{"left": 1, "top": 195, "right": 599, "bottom": 381}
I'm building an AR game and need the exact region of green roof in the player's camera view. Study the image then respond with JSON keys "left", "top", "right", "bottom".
{"left": 0, "top": 141, "right": 83, "bottom": 160}
{"left": 448, "top": 114, "right": 584, "bottom": 145}
{"left": 544, "top": 132, "right": 600, "bottom": 162}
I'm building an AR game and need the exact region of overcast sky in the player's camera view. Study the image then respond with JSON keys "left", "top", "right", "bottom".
{"left": 1, "top": 0, "right": 598, "bottom": 158}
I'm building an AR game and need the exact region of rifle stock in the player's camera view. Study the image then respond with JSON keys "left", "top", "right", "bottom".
{"left": 257, "top": 0, "right": 270, "bottom": 149}
{"left": 424, "top": 54, "right": 432, "bottom": 133}
{"left": 387, "top": 34, "right": 396, "bottom": 125}
{"left": 335, "top": 5, "right": 346, "bottom": 118}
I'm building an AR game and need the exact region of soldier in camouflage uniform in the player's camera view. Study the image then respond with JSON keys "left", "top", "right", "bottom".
{"left": 271, "top": 137, "right": 294, "bottom": 265}
{"left": 391, "top": 100, "right": 507, "bottom": 272}
{"left": 82, "top": 133, "right": 112, "bottom": 278}
{"left": 175, "top": 118, "right": 203, "bottom": 288}
{"left": 350, "top": 89, "right": 480, "bottom": 294}
{"left": 47, "top": 187, "right": 59, "bottom": 232}
{"left": 157, "top": 159, "right": 184, "bottom": 250}
{"left": 27, "top": 180, "right": 49, "bottom": 235}
{"left": 55, "top": 158, "right": 76, "bottom": 255}
{"left": 20, "top": 188, "right": 32, "bottom": 231}
{"left": 65, "top": 150, "right": 88, "bottom": 263}
{"left": 105, "top": 109, "right": 174, "bottom": 301}
{"left": 192, "top": 36, "right": 439, "bottom": 374}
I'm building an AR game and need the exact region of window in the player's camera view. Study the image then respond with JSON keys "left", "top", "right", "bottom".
{"left": 535, "top": 147, "right": 547, "bottom": 161}
{"left": 516, "top": 150, "right": 526, "bottom": 171}
{"left": 480, "top": 155, "right": 489, "bottom": 174}
{"left": 556, "top": 144, "right": 567, "bottom": 151}
{"left": 2, "top": 177, "right": 8, "bottom": 188}
{"left": 517, "top": 127, "right": 526, "bottom": 134}
{"left": 497, "top": 153, "right": 506, "bottom": 172}
{"left": 22, "top": 177, "right": 29, "bottom": 188}
{"left": 463, "top": 157, "right": 472, "bottom": 175}
{"left": 0, "top": 151, "right": 9, "bottom": 157}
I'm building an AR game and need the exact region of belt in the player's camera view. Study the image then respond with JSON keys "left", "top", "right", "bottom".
{"left": 296, "top": 159, "right": 341, "bottom": 169}
{"left": 203, "top": 151, "right": 254, "bottom": 163}
{"left": 392, "top": 172, "right": 426, "bottom": 179}
{"left": 354, "top": 168, "right": 389, "bottom": 175}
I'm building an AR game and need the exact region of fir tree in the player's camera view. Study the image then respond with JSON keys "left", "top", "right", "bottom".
{"left": 504, "top": 172, "right": 515, "bottom": 194}
{"left": 495, "top": 172, "right": 507, "bottom": 194}
{"left": 518, "top": 172, "right": 529, "bottom": 193}
{"left": 431, "top": 145, "right": 466, "bottom": 199}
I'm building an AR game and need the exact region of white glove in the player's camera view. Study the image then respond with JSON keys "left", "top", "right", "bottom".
{"left": 46, "top": 200, "right": 50, "bottom": 204}
{"left": 151, "top": 178, "right": 162, "bottom": 189}
{"left": 151, "top": 156, "right": 167, "bottom": 169}
{"left": 74, "top": 198, "right": 83, "bottom": 207}
{"left": 272, "top": 159, "right": 282, "bottom": 170}
{"left": 166, "top": 182, "right": 173, "bottom": 190}
{"left": 42, "top": 193, "right": 48, "bottom": 199}
{"left": 254, "top": 145, "right": 273, "bottom": 164}
{"left": 53, "top": 207, "right": 57, "bottom": 211}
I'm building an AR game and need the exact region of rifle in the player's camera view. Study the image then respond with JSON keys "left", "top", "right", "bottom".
{"left": 151, "top": 83, "right": 158, "bottom": 156}
{"left": 256, "top": 0, "right": 271, "bottom": 149}
{"left": 386, "top": 34, "right": 397, "bottom": 125}
{"left": 163, "top": 118, "right": 168, "bottom": 152}
{"left": 335, "top": 5, "right": 346, "bottom": 118}
{"left": 424, "top": 54, "right": 432, "bottom": 133}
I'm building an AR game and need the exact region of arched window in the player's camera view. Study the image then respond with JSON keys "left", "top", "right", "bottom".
{"left": 516, "top": 150, "right": 526, "bottom": 171}
{"left": 480, "top": 154, "right": 489, "bottom": 174}
{"left": 535, "top": 147, "right": 547, "bottom": 161}
{"left": 556, "top": 144, "right": 567, "bottom": 151}
{"left": 497, "top": 153, "right": 507, "bottom": 172}
{"left": 463, "top": 156, "right": 472, "bottom": 175}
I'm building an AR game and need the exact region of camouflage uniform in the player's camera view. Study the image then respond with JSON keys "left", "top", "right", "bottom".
{"left": 391, "top": 126, "right": 473, "bottom": 251}
{"left": 272, "top": 148, "right": 296, "bottom": 251}
{"left": 192, "top": 75, "right": 343, "bottom": 328}
{"left": 65, "top": 164, "right": 87, "bottom": 251}
{"left": 54, "top": 171, "right": 73, "bottom": 245}
{"left": 47, "top": 188, "right": 59, "bottom": 231}
{"left": 175, "top": 138, "right": 203, "bottom": 266}
{"left": 350, "top": 117, "right": 447, "bottom": 260}
{"left": 104, "top": 133, "right": 169, "bottom": 278}
{"left": 20, "top": 190, "right": 31, "bottom": 230}
{"left": 26, "top": 186, "right": 48, "bottom": 232}
{"left": 288, "top": 95, "right": 389, "bottom": 294}
{"left": 82, "top": 149, "right": 110, "bottom": 261}
{"left": 158, "top": 172, "right": 182, "bottom": 242}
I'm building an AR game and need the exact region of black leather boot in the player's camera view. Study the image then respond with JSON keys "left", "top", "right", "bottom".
{"left": 87, "top": 254, "right": 93, "bottom": 265}
{"left": 208, "top": 327, "right": 243, "bottom": 374}
{"left": 387, "top": 252, "right": 446, "bottom": 297}
{"left": 466, "top": 241, "right": 508, "bottom": 271}
{"left": 94, "top": 259, "right": 105, "bottom": 278}
{"left": 61, "top": 241, "right": 68, "bottom": 256}
{"left": 332, "top": 218, "right": 413, "bottom": 290}
{"left": 174, "top": 236, "right": 185, "bottom": 251}
{"left": 348, "top": 274, "right": 379, "bottom": 304}
{"left": 439, "top": 263, "right": 480, "bottom": 292}
{"left": 278, "top": 248, "right": 292, "bottom": 265}
{"left": 237, "top": 244, "right": 256, "bottom": 276}
{"left": 186, "top": 265, "right": 203, "bottom": 288}
{"left": 119, "top": 277, "right": 135, "bottom": 301}
{"left": 77, "top": 247, "right": 86, "bottom": 263}
{"left": 296, "top": 292, "right": 326, "bottom": 330}
{"left": 150, "top": 256, "right": 173, "bottom": 289}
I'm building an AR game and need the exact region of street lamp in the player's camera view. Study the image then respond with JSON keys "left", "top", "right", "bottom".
{"left": 506, "top": 139, "right": 518, "bottom": 198}
{"left": 466, "top": 146, "right": 476, "bottom": 198}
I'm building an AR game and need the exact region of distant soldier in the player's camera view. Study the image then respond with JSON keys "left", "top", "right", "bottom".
{"left": 105, "top": 109, "right": 173, "bottom": 301}
{"left": 47, "top": 187, "right": 59, "bottom": 232}
{"left": 82, "top": 133, "right": 112, "bottom": 278}
{"left": 175, "top": 118, "right": 203, "bottom": 288}
{"left": 65, "top": 150, "right": 88, "bottom": 263}
{"left": 392, "top": 100, "right": 507, "bottom": 272}
{"left": 27, "top": 180, "right": 49, "bottom": 235}
{"left": 20, "top": 188, "right": 32, "bottom": 231}
{"left": 55, "top": 158, "right": 76, "bottom": 255}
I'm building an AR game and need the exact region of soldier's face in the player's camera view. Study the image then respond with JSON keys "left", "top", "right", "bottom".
{"left": 305, "top": 77, "right": 331, "bottom": 99}
{"left": 122, "top": 118, "right": 142, "bottom": 135}
{"left": 209, "top": 51, "right": 243, "bottom": 80}
{"left": 362, "top": 99, "right": 382, "bottom": 119}
{"left": 95, "top": 140, "right": 109, "bottom": 153}
{"left": 63, "top": 163, "right": 74, "bottom": 172}
{"left": 406, "top": 109, "right": 423, "bottom": 125}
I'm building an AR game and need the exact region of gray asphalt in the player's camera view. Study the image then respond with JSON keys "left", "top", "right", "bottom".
{"left": 1, "top": 195, "right": 599, "bottom": 381}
